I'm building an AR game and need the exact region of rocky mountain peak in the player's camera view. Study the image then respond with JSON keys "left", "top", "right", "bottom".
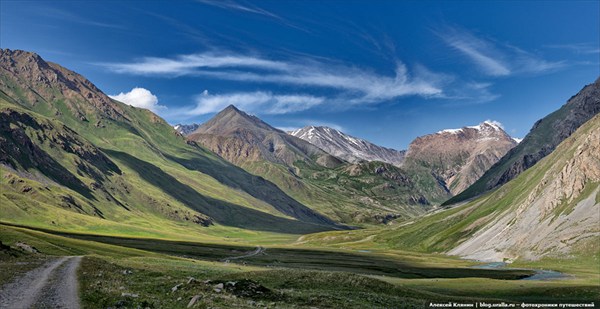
{"left": 0, "top": 48, "right": 127, "bottom": 122}
{"left": 405, "top": 120, "right": 517, "bottom": 195}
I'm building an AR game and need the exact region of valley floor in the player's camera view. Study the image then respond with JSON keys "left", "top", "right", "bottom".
{"left": 1, "top": 224, "right": 599, "bottom": 308}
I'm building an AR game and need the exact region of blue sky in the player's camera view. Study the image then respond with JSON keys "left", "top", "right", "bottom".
{"left": 1, "top": 0, "right": 598, "bottom": 149}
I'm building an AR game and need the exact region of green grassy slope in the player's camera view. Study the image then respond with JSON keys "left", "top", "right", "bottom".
{"left": 0, "top": 49, "right": 339, "bottom": 238}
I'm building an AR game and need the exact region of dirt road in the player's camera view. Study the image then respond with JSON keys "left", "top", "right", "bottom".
{"left": 222, "top": 246, "right": 265, "bottom": 262}
{"left": 0, "top": 256, "right": 82, "bottom": 309}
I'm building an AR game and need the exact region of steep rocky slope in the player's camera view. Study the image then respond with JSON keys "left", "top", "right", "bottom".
{"left": 0, "top": 48, "right": 339, "bottom": 235}
{"left": 403, "top": 121, "right": 517, "bottom": 195}
{"left": 447, "top": 78, "right": 600, "bottom": 205}
{"left": 289, "top": 126, "right": 405, "bottom": 165}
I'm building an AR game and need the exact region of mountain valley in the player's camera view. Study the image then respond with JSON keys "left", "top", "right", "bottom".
{"left": 0, "top": 41, "right": 598, "bottom": 308}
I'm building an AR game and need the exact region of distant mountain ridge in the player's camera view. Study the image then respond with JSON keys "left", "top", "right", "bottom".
{"left": 446, "top": 78, "right": 600, "bottom": 205}
{"left": 173, "top": 123, "right": 199, "bottom": 136}
{"left": 289, "top": 126, "right": 405, "bottom": 166}
{"left": 404, "top": 120, "right": 517, "bottom": 195}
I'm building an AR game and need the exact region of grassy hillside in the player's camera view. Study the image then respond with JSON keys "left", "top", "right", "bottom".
{"left": 0, "top": 49, "right": 340, "bottom": 238}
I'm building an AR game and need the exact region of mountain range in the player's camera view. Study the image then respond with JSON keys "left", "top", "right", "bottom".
{"left": 173, "top": 123, "right": 199, "bottom": 136}
{"left": 188, "top": 105, "right": 434, "bottom": 224}
{"left": 1, "top": 48, "right": 598, "bottom": 263}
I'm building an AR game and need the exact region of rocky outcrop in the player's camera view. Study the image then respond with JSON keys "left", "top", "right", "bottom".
{"left": 289, "top": 126, "right": 405, "bottom": 165}
{"left": 404, "top": 121, "right": 517, "bottom": 195}
{"left": 447, "top": 78, "right": 600, "bottom": 205}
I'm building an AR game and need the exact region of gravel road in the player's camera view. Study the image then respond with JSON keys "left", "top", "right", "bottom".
{"left": 0, "top": 256, "right": 82, "bottom": 309}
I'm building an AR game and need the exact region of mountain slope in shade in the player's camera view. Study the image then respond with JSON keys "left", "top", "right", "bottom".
{"left": 0, "top": 48, "right": 339, "bottom": 235}
{"left": 289, "top": 126, "right": 406, "bottom": 166}
{"left": 446, "top": 78, "right": 600, "bottom": 205}
{"left": 173, "top": 123, "right": 199, "bottom": 136}
{"left": 403, "top": 121, "right": 517, "bottom": 195}
{"left": 188, "top": 105, "right": 437, "bottom": 224}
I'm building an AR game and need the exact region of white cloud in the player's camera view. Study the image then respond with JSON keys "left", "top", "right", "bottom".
{"left": 440, "top": 26, "right": 564, "bottom": 76}
{"left": 483, "top": 119, "right": 504, "bottom": 129}
{"left": 171, "top": 91, "right": 324, "bottom": 117}
{"left": 109, "top": 87, "right": 166, "bottom": 112}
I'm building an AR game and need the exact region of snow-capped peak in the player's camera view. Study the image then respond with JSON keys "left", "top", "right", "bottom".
{"left": 289, "top": 126, "right": 405, "bottom": 165}
{"left": 512, "top": 137, "right": 523, "bottom": 143}
{"left": 437, "top": 120, "right": 504, "bottom": 135}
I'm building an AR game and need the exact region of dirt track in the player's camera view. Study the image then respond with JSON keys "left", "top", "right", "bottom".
{"left": 0, "top": 256, "right": 82, "bottom": 309}
{"left": 222, "top": 246, "right": 265, "bottom": 262}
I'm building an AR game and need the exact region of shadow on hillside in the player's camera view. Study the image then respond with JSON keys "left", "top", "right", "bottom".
{"left": 1, "top": 110, "right": 96, "bottom": 200}
{"left": 103, "top": 149, "right": 334, "bottom": 234}
{"left": 163, "top": 148, "right": 345, "bottom": 229}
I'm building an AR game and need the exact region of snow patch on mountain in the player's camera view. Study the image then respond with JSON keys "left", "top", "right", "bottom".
{"left": 289, "top": 126, "right": 405, "bottom": 165}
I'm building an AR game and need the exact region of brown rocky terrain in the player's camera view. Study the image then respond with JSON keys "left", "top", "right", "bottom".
{"left": 403, "top": 121, "right": 517, "bottom": 195}
{"left": 188, "top": 105, "right": 343, "bottom": 170}
{"left": 0, "top": 49, "right": 127, "bottom": 123}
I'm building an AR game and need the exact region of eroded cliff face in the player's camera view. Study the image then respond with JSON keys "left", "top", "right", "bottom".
{"left": 449, "top": 115, "right": 600, "bottom": 261}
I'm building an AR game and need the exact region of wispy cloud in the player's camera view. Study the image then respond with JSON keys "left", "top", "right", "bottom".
{"left": 34, "top": 7, "right": 125, "bottom": 29}
{"left": 102, "top": 52, "right": 444, "bottom": 104}
{"left": 196, "top": 0, "right": 280, "bottom": 19}
{"left": 168, "top": 90, "right": 324, "bottom": 119}
{"left": 195, "top": 0, "right": 308, "bottom": 32}
{"left": 545, "top": 43, "right": 600, "bottom": 55}
{"left": 439, "top": 26, "right": 564, "bottom": 76}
